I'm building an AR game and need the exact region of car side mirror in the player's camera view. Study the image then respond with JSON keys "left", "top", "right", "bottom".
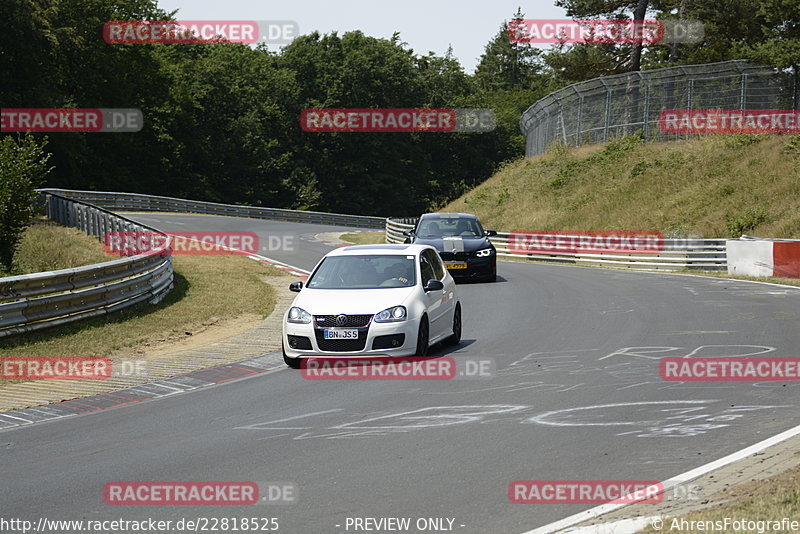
{"left": 289, "top": 281, "right": 303, "bottom": 292}
{"left": 485, "top": 230, "right": 497, "bottom": 237}
{"left": 424, "top": 279, "right": 444, "bottom": 292}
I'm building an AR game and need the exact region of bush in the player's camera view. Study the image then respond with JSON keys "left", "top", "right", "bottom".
{"left": 0, "top": 134, "right": 52, "bottom": 272}
{"left": 726, "top": 206, "right": 768, "bottom": 237}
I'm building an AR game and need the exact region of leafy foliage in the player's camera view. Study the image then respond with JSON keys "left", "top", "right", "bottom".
{"left": 0, "top": 135, "right": 52, "bottom": 271}
{"left": 1, "top": 0, "right": 797, "bottom": 219}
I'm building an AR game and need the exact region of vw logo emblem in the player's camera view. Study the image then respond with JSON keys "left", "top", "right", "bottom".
{"left": 335, "top": 314, "right": 348, "bottom": 327}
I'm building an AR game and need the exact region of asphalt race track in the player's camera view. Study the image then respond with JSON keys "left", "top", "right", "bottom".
{"left": 3, "top": 213, "right": 800, "bottom": 534}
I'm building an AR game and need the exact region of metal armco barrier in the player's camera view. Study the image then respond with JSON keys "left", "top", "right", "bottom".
{"left": 386, "top": 218, "right": 727, "bottom": 271}
{"left": 39, "top": 189, "right": 386, "bottom": 230}
{"left": 0, "top": 193, "right": 173, "bottom": 339}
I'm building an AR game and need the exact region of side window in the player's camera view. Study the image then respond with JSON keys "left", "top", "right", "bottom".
{"left": 426, "top": 249, "right": 446, "bottom": 280}
{"left": 419, "top": 253, "right": 435, "bottom": 286}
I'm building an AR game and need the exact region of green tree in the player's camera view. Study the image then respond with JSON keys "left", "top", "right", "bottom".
{"left": 475, "top": 8, "right": 547, "bottom": 91}
{"left": 0, "top": 135, "right": 52, "bottom": 272}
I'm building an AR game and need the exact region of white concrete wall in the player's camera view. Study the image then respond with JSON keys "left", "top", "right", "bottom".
{"left": 727, "top": 239, "right": 774, "bottom": 277}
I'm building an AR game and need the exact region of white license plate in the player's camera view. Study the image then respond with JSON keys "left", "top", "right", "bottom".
{"left": 324, "top": 329, "right": 358, "bottom": 340}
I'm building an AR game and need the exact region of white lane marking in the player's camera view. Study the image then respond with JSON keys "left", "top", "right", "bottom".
{"left": 0, "top": 414, "right": 34, "bottom": 423}
{"left": 520, "top": 420, "right": 800, "bottom": 534}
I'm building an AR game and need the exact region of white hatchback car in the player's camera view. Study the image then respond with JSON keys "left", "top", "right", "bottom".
{"left": 282, "top": 244, "right": 461, "bottom": 368}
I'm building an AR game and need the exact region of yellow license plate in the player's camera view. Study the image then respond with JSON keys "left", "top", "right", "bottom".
{"left": 445, "top": 262, "right": 467, "bottom": 269}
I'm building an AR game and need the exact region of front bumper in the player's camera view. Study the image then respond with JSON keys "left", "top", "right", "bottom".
{"left": 445, "top": 255, "right": 496, "bottom": 280}
{"left": 283, "top": 316, "right": 420, "bottom": 359}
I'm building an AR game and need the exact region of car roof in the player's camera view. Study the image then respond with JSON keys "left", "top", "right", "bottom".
{"left": 327, "top": 244, "right": 431, "bottom": 256}
{"left": 419, "top": 212, "right": 477, "bottom": 220}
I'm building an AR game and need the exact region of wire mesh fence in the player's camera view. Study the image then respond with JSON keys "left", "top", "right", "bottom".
{"left": 521, "top": 60, "right": 799, "bottom": 156}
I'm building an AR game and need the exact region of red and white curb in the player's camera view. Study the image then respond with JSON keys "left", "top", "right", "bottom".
{"left": 247, "top": 253, "right": 310, "bottom": 279}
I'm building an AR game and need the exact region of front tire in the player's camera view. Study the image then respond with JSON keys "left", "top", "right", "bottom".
{"left": 415, "top": 316, "right": 429, "bottom": 357}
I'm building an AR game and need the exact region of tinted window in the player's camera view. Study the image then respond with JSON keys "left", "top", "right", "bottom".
{"left": 417, "top": 216, "right": 483, "bottom": 237}
{"left": 419, "top": 253, "right": 435, "bottom": 286}
{"left": 425, "top": 249, "right": 446, "bottom": 279}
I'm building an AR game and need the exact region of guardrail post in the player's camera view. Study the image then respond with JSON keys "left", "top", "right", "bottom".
{"left": 575, "top": 90, "right": 583, "bottom": 146}
{"left": 603, "top": 83, "right": 611, "bottom": 142}
{"left": 740, "top": 74, "right": 747, "bottom": 110}
{"left": 642, "top": 77, "right": 650, "bottom": 140}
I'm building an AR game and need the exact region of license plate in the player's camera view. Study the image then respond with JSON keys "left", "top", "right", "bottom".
{"left": 324, "top": 329, "right": 358, "bottom": 340}
{"left": 445, "top": 262, "right": 467, "bottom": 270}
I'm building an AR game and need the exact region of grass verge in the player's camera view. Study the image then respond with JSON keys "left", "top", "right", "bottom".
{"left": 0, "top": 217, "right": 113, "bottom": 276}
{"left": 444, "top": 133, "right": 800, "bottom": 238}
{"left": 340, "top": 231, "right": 386, "bottom": 245}
{"left": 638, "top": 463, "right": 800, "bottom": 533}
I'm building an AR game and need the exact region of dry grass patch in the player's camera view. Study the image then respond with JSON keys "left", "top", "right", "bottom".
{"left": 638, "top": 463, "right": 800, "bottom": 533}
{"left": 444, "top": 134, "right": 800, "bottom": 238}
{"left": 340, "top": 231, "right": 386, "bottom": 245}
{"left": 0, "top": 217, "right": 114, "bottom": 276}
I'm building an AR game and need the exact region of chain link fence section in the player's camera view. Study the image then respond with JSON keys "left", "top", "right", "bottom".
{"left": 521, "top": 60, "right": 799, "bottom": 156}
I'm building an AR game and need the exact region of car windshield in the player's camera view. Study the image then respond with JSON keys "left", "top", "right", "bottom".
{"left": 306, "top": 255, "right": 416, "bottom": 289}
{"left": 417, "top": 217, "right": 483, "bottom": 237}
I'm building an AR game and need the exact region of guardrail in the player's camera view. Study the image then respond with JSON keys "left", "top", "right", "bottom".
{"left": 0, "top": 193, "right": 173, "bottom": 339}
{"left": 385, "top": 218, "right": 727, "bottom": 271}
{"left": 39, "top": 189, "right": 386, "bottom": 230}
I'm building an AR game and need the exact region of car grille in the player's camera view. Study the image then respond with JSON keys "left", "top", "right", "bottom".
{"left": 439, "top": 251, "right": 468, "bottom": 261}
{"left": 314, "top": 329, "right": 368, "bottom": 352}
{"left": 314, "top": 314, "right": 373, "bottom": 328}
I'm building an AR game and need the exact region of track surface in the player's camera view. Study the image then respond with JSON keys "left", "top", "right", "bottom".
{"left": 3, "top": 213, "right": 800, "bottom": 533}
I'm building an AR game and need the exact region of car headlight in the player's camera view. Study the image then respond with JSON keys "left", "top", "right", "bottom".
{"left": 476, "top": 248, "right": 494, "bottom": 257}
{"left": 374, "top": 305, "right": 407, "bottom": 323}
{"left": 287, "top": 307, "right": 312, "bottom": 324}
